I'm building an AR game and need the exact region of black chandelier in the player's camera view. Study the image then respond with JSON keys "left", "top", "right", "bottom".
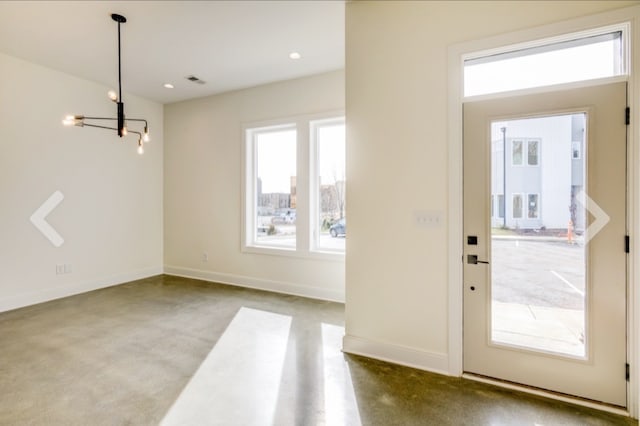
{"left": 63, "top": 13, "right": 150, "bottom": 154}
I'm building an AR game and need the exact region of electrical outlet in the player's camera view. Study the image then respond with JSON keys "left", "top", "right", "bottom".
{"left": 202, "top": 252, "right": 209, "bottom": 262}
{"left": 414, "top": 210, "right": 443, "bottom": 228}
{"left": 56, "top": 264, "right": 72, "bottom": 274}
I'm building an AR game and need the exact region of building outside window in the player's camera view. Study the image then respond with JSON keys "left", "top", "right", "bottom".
{"left": 527, "top": 140, "right": 539, "bottom": 165}
{"left": 512, "top": 140, "right": 524, "bottom": 165}
{"left": 513, "top": 194, "right": 523, "bottom": 219}
{"left": 528, "top": 194, "right": 539, "bottom": 219}
{"left": 572, "top": 141, "right": 582, "bottom": 159}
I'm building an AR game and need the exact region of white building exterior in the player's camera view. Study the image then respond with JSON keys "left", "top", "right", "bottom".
{"left": 490, "top": 114, "right": 585, "bottom": 232}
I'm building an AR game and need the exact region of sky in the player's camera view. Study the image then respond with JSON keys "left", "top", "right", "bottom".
{"left": 256, "top": 124, "right": 345, "bottom": 194}
{"left": 464, "top": 38, "right": 619, "bottom": 97}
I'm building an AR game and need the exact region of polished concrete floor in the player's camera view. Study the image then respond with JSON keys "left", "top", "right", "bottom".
{"left": 0, "top": 275, "right": 635, "bottom": 425}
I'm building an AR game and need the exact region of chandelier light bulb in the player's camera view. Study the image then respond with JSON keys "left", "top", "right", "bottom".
{"left": 108, "top": 90, "right": 118, "bottom": 102}
{"left": 137, "top": 141, "right": 144, "bottom": 155}
{"left": 122, "top": 126, "right": 127, "bottom": 136}
{"left": 62, "top": 115, "right": 75, "bottom": 126}
{"left": 143, "top": 125, "right": 150, "bottom": 142}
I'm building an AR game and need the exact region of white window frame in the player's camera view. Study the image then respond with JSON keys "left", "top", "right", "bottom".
{"left": 310, "top": 116, "right": 346, "bottom": 254}
{"left": 243, "top": 122, "right": 297, "bottom": 253}
{"left": 463, "top": 25, "right": 628, "bottom": 99}
{"left": 242, "top": 111, "right": 345, "bottom": 260}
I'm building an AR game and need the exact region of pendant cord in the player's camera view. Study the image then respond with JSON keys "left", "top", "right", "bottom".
{"left": 117, "top": 21, "right": 122, "bottom": 102}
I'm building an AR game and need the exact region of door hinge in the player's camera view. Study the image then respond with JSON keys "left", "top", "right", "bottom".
{"left": 626, "top": 363, "right": 630, "bottom": 381}
{"left": 626, "top": 107, "right": 630, "bottom": 125}
{"left": 625, "top": 235, "right": 630, "bottom": 253}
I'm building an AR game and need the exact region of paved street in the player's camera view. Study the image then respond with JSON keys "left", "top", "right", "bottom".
{"left": 491, "top": 237, "right": 586, "bottom": 356}
{"left": 492, "top": 238, "right": 584, "bottom": 309}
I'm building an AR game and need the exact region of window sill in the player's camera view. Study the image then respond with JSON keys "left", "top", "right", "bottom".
{"left": 242, "top": 244, "right": 345, "bottom": 262}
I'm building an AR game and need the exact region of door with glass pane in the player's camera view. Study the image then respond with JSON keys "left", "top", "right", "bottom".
{"left": 463, "top": 82, "right": 627, "bottom": 406}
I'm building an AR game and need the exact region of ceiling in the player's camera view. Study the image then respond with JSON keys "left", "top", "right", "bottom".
{"left": 0, "top": 1, "right": 345, "bottom": 104}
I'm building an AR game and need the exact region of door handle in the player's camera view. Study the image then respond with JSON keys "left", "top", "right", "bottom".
{"left": 467, "top": 254, "right": 489, "bottom": 265}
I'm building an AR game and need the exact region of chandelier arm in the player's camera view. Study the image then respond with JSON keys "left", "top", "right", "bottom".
{"left": 82, "top": 123, "right": 119, "bottom": 131}
{"left": 84, "top": 124, "right": 142, "bottom": 142}
{"left": 82, "top": 117, "right": 146, "bottom": 125}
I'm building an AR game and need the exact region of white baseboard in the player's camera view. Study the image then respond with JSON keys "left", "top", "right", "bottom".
{"left": 0, "top": 266, "right": 163, "bottom": 313}
{"left": 342, "top": 334, "right": 449, "bottom": 375}
{"left": 163, "top": 265, "right": 345, "bottom": 303}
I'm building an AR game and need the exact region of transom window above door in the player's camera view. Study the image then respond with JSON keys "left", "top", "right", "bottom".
{"left": 464, "top": 26, "right": 627, "bottom": 97}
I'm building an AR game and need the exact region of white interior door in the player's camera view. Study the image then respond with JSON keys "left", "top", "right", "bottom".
{"left": 463, "top": 82, "right": 627, "bottom": 407}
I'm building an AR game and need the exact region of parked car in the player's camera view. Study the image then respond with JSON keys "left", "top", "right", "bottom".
{"left": 329, "top": 219, "right": 346, "bottom": 237}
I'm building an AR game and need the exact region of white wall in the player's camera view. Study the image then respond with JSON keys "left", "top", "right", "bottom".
{"left": 0, "top": 52, "right": 163, "bottom": 312}
{"left": 343, "top": 0, "right": 638, "bottom": 373}
{"left": 163, "top": 70, "right": 345, "bottom": 301}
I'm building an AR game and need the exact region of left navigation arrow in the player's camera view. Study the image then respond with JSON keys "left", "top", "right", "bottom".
{"left": 30, "top": 191, "right": 65, "bottom": 247}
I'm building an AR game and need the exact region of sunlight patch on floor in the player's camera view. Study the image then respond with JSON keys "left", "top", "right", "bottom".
{"left": 160, "top": 307, "right": 292, "bottom": 426}
{"left": 322, "top": 323, "right": 362, "bottom": 426}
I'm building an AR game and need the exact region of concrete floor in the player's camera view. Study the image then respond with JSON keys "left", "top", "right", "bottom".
{"left": 0, "top": 275, "right": 635, "bottom": 425}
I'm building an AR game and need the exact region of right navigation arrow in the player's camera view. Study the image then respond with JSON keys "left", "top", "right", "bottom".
{"left": 576, "top": 190, "right": 609, "bottom": 245}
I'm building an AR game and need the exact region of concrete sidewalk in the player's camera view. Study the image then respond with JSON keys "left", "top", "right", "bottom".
{"left": 492, "top": 301, "right": 584, "bottom": 357}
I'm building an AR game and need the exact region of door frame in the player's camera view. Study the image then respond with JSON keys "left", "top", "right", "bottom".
{"left": 447, "top": 5, "right": 640, "bottom": 417}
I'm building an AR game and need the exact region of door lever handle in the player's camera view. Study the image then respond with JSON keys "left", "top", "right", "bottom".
{"left": 467, "top": 254, "right": 489, "bottom": 265}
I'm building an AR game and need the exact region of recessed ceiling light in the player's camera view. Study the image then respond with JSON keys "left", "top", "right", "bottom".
{"left": 163, "top": 83, "right": 174, "bottom": 89}
{"left": 289, "top": 52, "right": 301, "bottom": 60}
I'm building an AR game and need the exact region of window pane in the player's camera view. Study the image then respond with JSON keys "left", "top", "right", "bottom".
{"left": 491, "top": 114, "right": 586, "bottom": 357}
{"left": 498, "top": 194, "right": 505, "bottom": 219}
{"left": 464, "top": 31, "right": 623, "bottom": 97}
{"left": 528, "top": 194, "right": 539, "bottom": 219}
{"left": 255, "top": 129, "right": 296, "bottom": 248}
{"left": 572, "top": 141, "right": 581, "bottom": 159}
{"left": 528, "top": 140, "right": 539, "bottom": 166}
{"left": 315, "top": 121, "right": 346, "bottom": 251}
{"left": 512, "top": 140, "right": 523, "bottom": 165}
{"left": 512, "top": 194, "right": 523, "bottom": 219}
